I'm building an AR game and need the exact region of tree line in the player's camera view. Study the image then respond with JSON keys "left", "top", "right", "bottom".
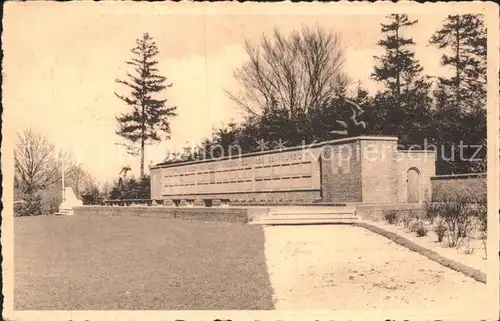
{"left": 13, "top": 129, "right": 151, "bottom": 215}
{"left": 13, "top": 129, "right": 102, "bottom": 216}
{"left": 160, "top": 14, "right": 486, "bottom": 175}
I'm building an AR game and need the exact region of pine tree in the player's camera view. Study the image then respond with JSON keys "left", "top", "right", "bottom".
{"left": 115, "top": 32, "right": 177, "bottom": 178}
{"left": 430, "top": 14, "right": 487, "bottom": 112}
{"left": 373, "top": 15, "right": 419, "bottom": 101}
{"left": 371, "top": 14, "right": 432, "bottom": 147}
{"left": 429, "top": 14, "right": 487, "bottom": 173}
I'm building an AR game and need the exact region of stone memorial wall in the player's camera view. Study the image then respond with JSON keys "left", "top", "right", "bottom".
{"left": 157, "top": 148, "right": 322, "bottom": 196}
{"left": 150, "top": 136, "right": 437, "bottom": 205}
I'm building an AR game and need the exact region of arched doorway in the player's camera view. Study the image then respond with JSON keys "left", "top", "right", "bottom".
{"left": 407, "top": 168, "right": 420, "bottom": 203}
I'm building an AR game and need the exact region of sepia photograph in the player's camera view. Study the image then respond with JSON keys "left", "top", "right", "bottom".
{"left": 1, "top": 2, "right": 499, "bottom": 320}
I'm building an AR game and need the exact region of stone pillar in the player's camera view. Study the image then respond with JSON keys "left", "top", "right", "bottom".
{"left": 320, "top": 138, "right": 363, "bottom": 203}
{"left": 359, "top": 137, "right": 399, "bottom": 203}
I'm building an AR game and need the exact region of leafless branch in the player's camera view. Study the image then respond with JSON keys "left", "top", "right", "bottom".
{"left": 226, "top": 26, "right": 346, "bottom": 118}
{"left": 14, "top": 129, "right": 75, "bottom": 195}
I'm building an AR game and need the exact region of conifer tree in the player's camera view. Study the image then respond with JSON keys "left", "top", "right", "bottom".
{"left": 430, "top": 14, "right": 486, "bottom": 111}
{"left": 115, "top": 33, "right": 177, "bottom": 178}
{"left": 371, "top": 14, "right": 432, "bottom": 147}
{"left": 429, "top": 14, "right": 487, "bottom": 173}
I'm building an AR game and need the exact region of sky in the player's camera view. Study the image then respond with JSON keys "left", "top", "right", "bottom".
{"left": 3, "top": 2, "right": 454, "bottom": 184}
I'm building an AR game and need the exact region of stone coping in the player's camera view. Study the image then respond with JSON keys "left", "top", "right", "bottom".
{"left": 431, "top": 173, "right": 486, "bottom": 180}
{"left": 151, "top": 135, "right": 399, "bottom": 169}
{"left": 356, "top": 221, "right": 486, "bottom": 284}
{"left": 72, "top": 205, "right": 253, "bottom": 223}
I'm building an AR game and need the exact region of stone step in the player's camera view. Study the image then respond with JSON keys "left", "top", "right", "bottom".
{"left": 260, "top": 213, "right": 358, "bottom": 220}
{"left": 267, "top": 210, "right": 355, "bottom": 216}
{"left": 250, "top": 213, "right": 360, "bottom": 225}
{"left": 268, "top": 206, "right": 355, "bottom": 215}
{"left": 249, "top": 217, "right": 359, "bottom": 225}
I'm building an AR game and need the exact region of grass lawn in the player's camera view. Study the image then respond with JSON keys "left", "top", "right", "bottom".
{"left": 14, "top": 215, "right": 274, "bottom": 310}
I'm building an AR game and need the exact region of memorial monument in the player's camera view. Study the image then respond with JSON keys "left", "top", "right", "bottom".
{"left": 55, "top": 160, "right": 82, "bottom": 215}
{"left": 150, "top": 135, "right": 436, "bottom": 207}
{"left": 57, "top": 187, "right": 83, "bottom": 215}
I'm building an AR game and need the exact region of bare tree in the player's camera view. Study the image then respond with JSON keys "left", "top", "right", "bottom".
{"left": 14, "top": 129, "right": 74, "bottom": 195}
{"left": 226, "top": 26, "right": 346, "bottom": 117}
{"left": 66, "top": 165, "right": 96, "bottom": 197}
{"left": 100, "top": 180, "right": 113, "bottom": 199}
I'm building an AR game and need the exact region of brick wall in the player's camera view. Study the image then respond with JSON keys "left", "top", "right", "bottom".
{"left": 355, "top": 203, "right": 426, "bottom": 221}
{"left": 320, "top": 141, "right": 362, "bottom": 202}
{"left": 431, "top": 173, "right": 486, "bottom": 201}
{"left": 73, "top": 205, "right": 264, "bottom": 223}
{"left": 360, "top": 138, "right": 398, "bottom": 203}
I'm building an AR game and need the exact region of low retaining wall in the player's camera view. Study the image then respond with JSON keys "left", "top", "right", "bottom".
{"left": 431, "top": 173, "right": 486, "bottom": 202}
{"left": 75, "top": 203, "right": 426, "bottom": 223}
{"left": 73, "top": 206, "right": 269, "bottom": 223}
{"left": 355, "top": 203, "right": 425, "bottom": 221}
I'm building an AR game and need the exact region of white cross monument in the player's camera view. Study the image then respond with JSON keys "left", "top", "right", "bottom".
{"left": 55, "top": 155, "right": 82, "bottom": 215}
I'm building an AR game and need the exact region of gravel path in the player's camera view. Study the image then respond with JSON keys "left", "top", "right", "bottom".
{"left": 263, "top": 225, "right": 489, "bottom": 312}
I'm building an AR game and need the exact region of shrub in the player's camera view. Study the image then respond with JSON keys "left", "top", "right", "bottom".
{"left": 403, "top": 210, "right": 424, "bottom": 226}
{"left": 439, "top": 191, "right": 475, "bottom": 247}
{"left": 383, "top": 210, "right": 399, "bottom": 224}
{"left": 415, "top": 222, "right": 428, "bottom": 237}
{"left": 401, "top": 215, "right": 412, "bottom": 230}
{"left": 435, "top": 220, "right": 447, "bottom": 242}
{"left": 410, "top": 221, "right": 420, "bottom": 233}
{"left": 14, "top": 202, "right": 25, "bottom": 216}
{"left": 38, "top": 185, "right": 63, "bottom": 214}
{"left": 41, "top": 193, "right": 61, "bottom": 214}
{"left": 14, "top": 193, "right": 42, "bottom": 216}
{"left": 462, "top": 183, "right": 487, "bottom": 256}
{"left": 109, "top": 175, "right": 150, "bottom": 200}
{"left": 472, "top": 192, "right": 487, "bottom": 234}
{"left": 81, "top": 186, "right": 103, "bottom": 205}
{"left": 424, "top": 201, "right": 440, "bottom": 224}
